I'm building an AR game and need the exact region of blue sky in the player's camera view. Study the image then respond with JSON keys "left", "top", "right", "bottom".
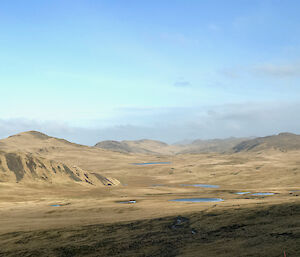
{"left": 1, "top": 0, "right": 300, "bottom": 144}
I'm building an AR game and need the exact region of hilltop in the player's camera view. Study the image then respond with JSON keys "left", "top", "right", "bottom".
{"left": 0, "top": 131, "right": 88, "bottom": 153}
{"left": 95, "top": 137, "right": 250, "bottom": 155}
{"left": 233, "top": 132, "right": 300, "bottom": 152}
{"left": 95, "top": 139, "right": 175, "bottom": 155}
{"left": 1, "top": 131, "right": 300, "bottom": 186}
{"left": 0, "top": 131, "right": 122, "bottom": 186}
{"left": 177, "top": 137, "right": 250, "bottom": 154}
{"left": 95, "top": 133, "right": 300, "bottom": 154}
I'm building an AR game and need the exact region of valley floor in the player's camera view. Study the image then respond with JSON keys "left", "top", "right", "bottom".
{"left": 0, "top": 150, "right": 299, "bottom": 256}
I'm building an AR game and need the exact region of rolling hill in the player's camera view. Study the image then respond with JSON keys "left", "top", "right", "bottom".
{"left": 0, "top": 150, "right": 117, "bottom": 185}
{"left": 233, "top": 132, "right": 300, "bottom": 152}
{"left": 95, "top": 139, "right": 175, "bottom": 155}
{"left": 95, "top": 137, "right": 250, "bottom": 155}
{"left": 177, "top": 137, "right": 250, "bottom": 154}
{"left": 2, "top": 131, "right": 300, "bottom": 186}
{"left": 0, "top": 131, "right": 121, "bottom": 186}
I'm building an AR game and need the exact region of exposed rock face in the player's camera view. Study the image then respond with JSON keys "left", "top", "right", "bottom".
{"left": 0, "top": 131, "right": 121, "bottom": 186}
{"left": 0, "top": 150, "right": 119, "bottom": 186}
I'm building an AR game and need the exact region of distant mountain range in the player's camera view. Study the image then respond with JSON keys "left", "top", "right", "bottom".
{"left": 95, "top": 132, "right": 300, "bottom": 154}
{"left": 1, "top": 131, "right": 300, "bottom": 185}
{"left": 95, "top": 139, "right": 175, "bottom": 155}
{"left": 94, "top": 137, "right": 249, "bottom": 154}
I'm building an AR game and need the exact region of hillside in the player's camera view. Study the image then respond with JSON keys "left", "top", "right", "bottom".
{"left": 177, "top": 137, "right": 250, "bottom": 154}
{"left": 95, "top": 141, "right": 133, "bottom": 153}
{"left": 233, "top": 132, "right": 300, "bottom": 152}
{"left": 0, "top": 131, "right": 88, "bottom": 153}
{"left": 0, "top": 150, "right": 118, "bottom": 185}
{"left": 0, "top": 131, "right": 122, "bottom": 186}
{"left": 95, "top": 137, "right": 250, "bottom": 155}
{"left": 0, "top": 131, "right": 132, "bottom": 166}
{"left": 95, "top": 139, "right": 177, "bottom": 155}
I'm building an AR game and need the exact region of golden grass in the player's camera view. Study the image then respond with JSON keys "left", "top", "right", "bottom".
{"left": 0, "top": 132, "right": 299, "bottom": 256}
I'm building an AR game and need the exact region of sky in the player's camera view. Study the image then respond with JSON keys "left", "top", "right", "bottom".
{"left": 1, "top": 0, "right": 300, "bottom": 144}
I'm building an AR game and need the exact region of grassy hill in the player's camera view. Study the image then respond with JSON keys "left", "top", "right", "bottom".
{"left": 0, "top": 131, "right": 120, "bottom": 186}
{"left": 233, "top": 132, "right": 300, "bottom": 152}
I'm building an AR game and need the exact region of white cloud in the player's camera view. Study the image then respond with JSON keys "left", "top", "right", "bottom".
{"left": 253, "top": 63, "right": 300, "bottom": 77}
{"left": 218, "top": 68, "right": 241, "bottom": 79}
{"left": 161, "top": 33, "right": 199, "bottom": 46}
{"left": 219, "top": 61, "right": 300, "bottom": 79}
{"left": 173, "top": 79, "right": 192, "bottom": 87}
{"left": 208, "top": 24, "right": 220, "bottom": 31}
{"left": 1, "top": 102, "right": 300, "bottom": 145}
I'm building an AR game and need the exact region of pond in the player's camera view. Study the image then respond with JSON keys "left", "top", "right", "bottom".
{"left": 131, "top": 162, "right": 171, "bottom": 165}
{"left": 50, "top": 204, "right": 61, "bottom": 207}
{"left": 235, "top": 192, "right": 251, "bottom": 195}
{"left": 118, "top": 200, "right": 136, "bottom": 204}
{"left": 251, "top": 193, "right": 275, "bottom": 196}
{"left": 181, "top": 184, "right": 219, "bottom": 188}
{"left": 169, "top": 198, "right": 224, "bottom": 202}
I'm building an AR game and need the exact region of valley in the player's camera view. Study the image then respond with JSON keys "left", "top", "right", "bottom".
{"left": 0, "top": 132, "right": 299, "bottom": 256}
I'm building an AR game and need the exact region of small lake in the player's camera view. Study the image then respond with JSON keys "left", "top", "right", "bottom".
{"left": 181, "top": 184, "right": 219, "bottom": 188}
{"left": 50, "top": 204, "right": 61, "bottom": 207}
{"left": 251, "top": 193, "right": 275, "bottom": 196}
{"left": 118, "top": 200, "right": 136, "bottom": 204}
{"left": 131, "top": 162, "right": 171, "bottom": 165}
{"left": 170, "top": 198, "right": 224, "bottom": 202}
{"left": 235, "top": 192, "right": 251, "bottom": 195}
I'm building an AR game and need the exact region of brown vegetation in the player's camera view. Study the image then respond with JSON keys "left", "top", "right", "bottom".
{"left": 0, "top": 131, "right": 299, "bottom": 256}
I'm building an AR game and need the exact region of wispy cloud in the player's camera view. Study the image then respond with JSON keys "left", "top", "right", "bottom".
{"left": 253, "top": 63, "right": 300, "bottom": 78}
{"left": 1, "top": 102, "right": 300, "bottom": 144}
{"left": 161, "top": 33, "right": 199, "bottom": 46}
{"left": 218, "top": 68, "right": 241, "bottom": 79}
{"left": 173, "top": 79, "right": 192, "bottom": 87}
{"left": 219, "top": 61, "right": 300, "bottom": 79}
{"left": 208, "top": 23, "right": 220, "bottom": 31}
